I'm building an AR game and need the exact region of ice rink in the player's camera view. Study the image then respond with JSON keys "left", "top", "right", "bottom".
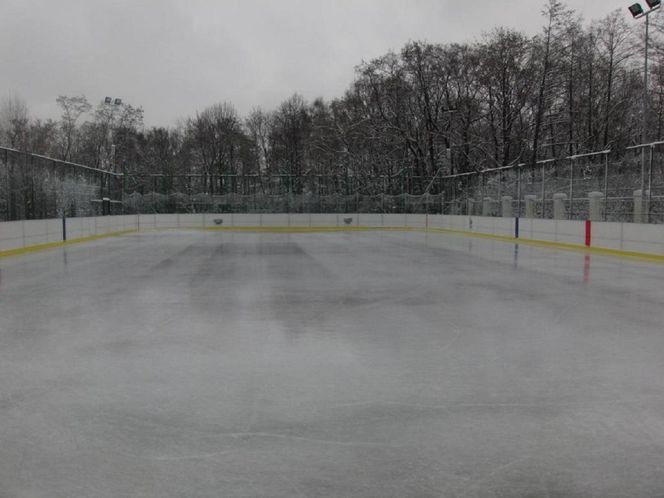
{"left": 1, "top": 229, "right": 664, "bottom": 498}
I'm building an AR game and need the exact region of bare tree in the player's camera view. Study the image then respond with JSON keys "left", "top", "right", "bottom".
{"left": 245, "top": 107, "right": 272, "bottom": 174}
{"left": 187, "top": 102, "right": 245, "bottom": 194}
{"left": 0, "top": 94, "right": 30, "bottom": 150}
{"left": 593, "top": 10, "right": 634, "bottom": 148}
{"left": 531, "top": 0, "right": 574, "bottom": 164}
{"left": 56, "top": 95, "right": 91, "bottom": 161}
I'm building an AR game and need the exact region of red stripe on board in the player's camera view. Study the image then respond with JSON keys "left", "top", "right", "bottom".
{"left": 585, "top": 220, "right": 592, "bottom": 247}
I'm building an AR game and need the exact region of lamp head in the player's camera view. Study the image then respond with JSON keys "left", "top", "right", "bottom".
{"left": 646, "top": 0, "right": 661, "bottom": 9}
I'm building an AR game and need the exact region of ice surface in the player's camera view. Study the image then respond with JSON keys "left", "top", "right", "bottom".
{"left": 1, "top": 230, "right": 664, "bottom": 497}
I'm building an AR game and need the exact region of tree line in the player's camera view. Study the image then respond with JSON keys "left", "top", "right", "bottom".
{"left": 1, "top": 1, "right": 662, "bottom": 195}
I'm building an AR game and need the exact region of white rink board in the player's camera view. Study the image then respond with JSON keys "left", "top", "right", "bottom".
{"left": 405, "top": 214, "right": 426, "bottom": 228}
{"left": 622, "top": 223, "right": 664, "bottom": 254}
{"left": 177, "top": 214, "right": 203, "bottom": 228}
{"left": 155, "top": 214, "right": 178, "bottom": 229}
{"left": 67, "top": 217, "right": 95, "bottom": 239}
{"left": 358, "top": 214, "right": 382, "bottom": 227}
{"left": 0, "top": 221, "right": 24, "bottom": 251}
{"left": 261, "top": 214, "right": 290, "bottom": 226}
{"left": 384, "top": 214, "right": 407, "bottom": 227}
{"left": 592, "top": 222, "right": 623, "bottom": 250}
{"left": 2, "top": 214, "right": 664, "bottom": 256}
{"left": 310, "top": 214, "right": 339, "bottom": 226}
{"left": 289, "top": 214, "right": 312, "bottom": 226}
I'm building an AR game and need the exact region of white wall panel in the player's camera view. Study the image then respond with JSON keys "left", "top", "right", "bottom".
{"left": 622, "top": 240, "right": 664, "bottom": 254}
{"left": 94, "top": 217, "right": 111, "bottom": 233}
{"left": 623, "top": 223, "right": 664, "bottom": 244}
{"left": 310, "top": 214, "right": 338, "bottom": 227}
{"left": 177, "top": 214, "right": 203, "bottom": 228}
{"left": 202, "top": 213, "right": 229, "bottom": 228}
{"left": 383, "top": 214, "right": 406, "bottom": 227}
{"left": 46, "top": 219, "right": 62, "bottom": 243}
{"left": 68, "top": 217, "right": 94, "bottom": 239}
{"left": 427, "top": 215, "right": 445, "bottom": 229}
{"left": 338, "top": 213, "right": 359, "bottom": 227}
{"left": 591, "top": 222, "right": 623, "bottom": 250}
{"left": 289, "top": 214, "right": 311, "bottom": 226}
{"left": 554, "top": 220, "right": 585, "bottom": 245}
{"left": 121, "top": 215, "right": 138, "bottom": 230}
{"left": 155, "top": 214, "right": 178, "bottom": 228}
{"left": 527, "top": 219, "right": 558, "bottom": 242}
{"left": 405, "top": 214, "right": 426, "bottom": 228}
{"left": 138, "top": 214, "right": 158, "bottom": 229}
{"left": 0, "top": 221, "right": 24, "bottom": 251}
{"left": 472, "top": 216, "right": 500, "bottom": 234}
{"left": 622, "top": 223, "right": 664, "bottom": 253}
{"left": 260, "top": 214, "right": 289, "bottom": 226}
{"left": 22, "top": 219, "right": 49, "bottom": 246}
{"left": 493, "top": 217, "right": 514, "bottom": 237}
{"left": 359, "top": 214, "right": 383, "bottom": 227}
{"left": 444, "top": 215, "right": 469, "bottom": 230}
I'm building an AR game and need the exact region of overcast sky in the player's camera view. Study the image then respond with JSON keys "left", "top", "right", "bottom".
{"left": 0, "top": 0, "right": 638, "bottom": 127}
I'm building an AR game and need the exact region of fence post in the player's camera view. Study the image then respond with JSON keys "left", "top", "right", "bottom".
{"left": 633, "top": 189, "right": 650, "bottom": 223}
{"left": 553, "top": 193, "right": 568, "bottom": 220}
{"left": 467, "top": 198, "right": 475, "bottom": 216}
{"left": 482, "top": 197, "right": 494, "bottom": 217}
{"left": 4, "top": 148, "right": 11, "bottom": 220}
{"left": 541, "top": 162, "right": 546, "bottom": 218}
{"left": 524, "top": 195, "right": 537, "bottom": 219}
{"left": 498, "top": 169, "right": 502, "bottom": 205}
{"left": 603, "top": 153, "right": 609, "bottom": 221}
{"left": 502, "top": 196, "right": 513, "bottom": 218}
{"left": 588, "top": 192, "right": 604, "bottom": 222}
{"left": 647, "top": 146, "right": 654, "bottom": 224}
{"left": 569, "top": 157, "right": 574, "bottom": 220}
{"left": 516, "top": 165, "right": 522, "bottom": 218}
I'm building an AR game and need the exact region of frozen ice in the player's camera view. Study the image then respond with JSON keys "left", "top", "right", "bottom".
{"left": 1, "top": 230, "right": 664, "bottom": 497}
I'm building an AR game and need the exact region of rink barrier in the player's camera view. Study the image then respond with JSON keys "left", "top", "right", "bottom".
{"left": 0, "top": 215, "right": 140, "bottom": 258}
{"left": 1, "top": 213, "right": 663, "bottom": 261}
{"left": 0, "top": 229, "right": 138, "bottom": 258}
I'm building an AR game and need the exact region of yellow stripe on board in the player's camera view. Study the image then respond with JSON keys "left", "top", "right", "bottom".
{"left": 1, "top": 224, "right": 663, "bottom": 263}
{"left": 0, "top": 229, "right": 138, "bottom": 259}
{"left": 425, "top": 227, "right": 664, "bottom": 263}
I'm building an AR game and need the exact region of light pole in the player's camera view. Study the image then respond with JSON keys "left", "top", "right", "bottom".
{"left": 629, "top": 1, "right": 660, "bottom": 221}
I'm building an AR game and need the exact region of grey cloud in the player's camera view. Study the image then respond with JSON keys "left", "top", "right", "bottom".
{"left": 0, "top": 0, "right": 633, "bottom": 127}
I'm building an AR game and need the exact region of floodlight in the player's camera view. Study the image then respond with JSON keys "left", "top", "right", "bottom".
{"left": 629, "top": 3, "right": 644, "bottom": 16}
{"left": 114, "top": 98, "right": 122, "bottom": 106}
{"left": 104, "top": 97, "right": 112, "bottom": 104}
{"left": 646, "top": 0, "right": 661, "bottom": 8}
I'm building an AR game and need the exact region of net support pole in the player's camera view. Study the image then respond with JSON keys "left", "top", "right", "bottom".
{"left": 569, "top": 158, "right": 574, "bottom": 220}
{"left": 541, "top": 163, "right": 546, "bottom": 217}
{"left": 603, "top": 154, "right": 609, "bottom": 221}
{"left": 647, "top": 146, "right": 654, "bottom": 224}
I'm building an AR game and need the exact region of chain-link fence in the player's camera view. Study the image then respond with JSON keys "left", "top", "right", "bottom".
{"left": 440, "top": 145, "right": 664, "bottom": 224}
{"left": 0, "top": 147, "right": 123, "bottom": 221}
{"left": 2, "top": 143, "right": 664, "bottom": 222}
